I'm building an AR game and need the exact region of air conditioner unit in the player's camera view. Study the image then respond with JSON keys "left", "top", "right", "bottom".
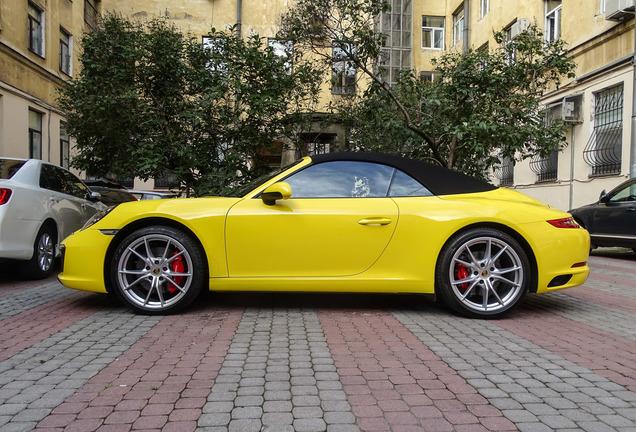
{"left": 606, "top": 0, "right": 636, "bottom": 21}
{"left": 509, "top": 18, "right": 530, "bottom": 39}
{"left": 562, "top": 94, "right": 583, "bottom": 124}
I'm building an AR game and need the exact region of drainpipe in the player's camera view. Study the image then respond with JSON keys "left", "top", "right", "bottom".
{"left": 632, "top": 19, "right": 636, "bottom": 178}
{"left": 236, "top": 0, "right": 242, "bottom": 38}
{"left": 463, "top": 0, "right": 469, "bottom": 52}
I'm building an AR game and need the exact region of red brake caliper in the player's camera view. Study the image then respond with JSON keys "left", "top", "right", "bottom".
{"left": 169, "top": 253, "right": 184, "bottom": 294}
{"left": 455, "top": 263, "right": 470, "bottom": 292}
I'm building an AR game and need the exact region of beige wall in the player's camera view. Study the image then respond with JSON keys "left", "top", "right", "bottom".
{"left": 0, "top": 0, "right": 86, "bottom": 164}
{"left": 3, "top": 0, "right": 635, "bottom": 203}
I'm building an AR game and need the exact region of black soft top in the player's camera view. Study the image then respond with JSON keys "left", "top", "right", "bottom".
{"left": 309, "top": 152, "right": 497, "bottom": 196}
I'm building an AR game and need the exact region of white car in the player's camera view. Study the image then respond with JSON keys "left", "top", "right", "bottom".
{"left": 0, "top": 158, "right": 102, "bottom": 279}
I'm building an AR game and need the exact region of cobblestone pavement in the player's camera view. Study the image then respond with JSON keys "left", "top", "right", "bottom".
{"left": 0, "top": 249, "right": 635, "bottom": 432}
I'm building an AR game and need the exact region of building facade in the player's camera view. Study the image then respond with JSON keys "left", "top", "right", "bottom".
{"left": 1, "top": 0, "right": 635, "bottom": 210}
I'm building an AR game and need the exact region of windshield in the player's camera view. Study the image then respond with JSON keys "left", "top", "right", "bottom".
{"left": 226, "top": 160, "right": 304, "bottom": 198}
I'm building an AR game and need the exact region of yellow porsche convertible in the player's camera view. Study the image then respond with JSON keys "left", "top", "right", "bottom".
{"left": 58, "top": 153, "right": 590, "bottom": 318}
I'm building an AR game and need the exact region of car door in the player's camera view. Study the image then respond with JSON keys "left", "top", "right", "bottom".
{"left": 225, "top": 161, "right": 400, "bottom": 277}
{"left": 591, "top": 179, "right": 636, "bottom": 241}
{"left": 40, "top": 165, "right": 99, "bottom": 240}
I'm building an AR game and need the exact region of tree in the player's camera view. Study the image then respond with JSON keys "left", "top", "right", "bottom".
{"left": 279, "top": 0, "right": 576, "bottom": 177}
{"left": 58, "top": 16, "right": 321, "bottom": 196}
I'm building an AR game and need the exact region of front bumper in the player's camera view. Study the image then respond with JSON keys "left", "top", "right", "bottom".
{"left": 58, "top": 228, "right": 112, "bottom": 293}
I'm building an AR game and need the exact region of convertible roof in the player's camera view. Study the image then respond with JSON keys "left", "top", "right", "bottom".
{"left": 309, "top": 152, "right": 497, "bottom": 196}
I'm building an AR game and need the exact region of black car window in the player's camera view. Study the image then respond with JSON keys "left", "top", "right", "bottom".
{"left": 40, "top": 164, "right": 65, "bottom": 194}
{"left": 58, "top": 168, "right": 90, "bottom": 199}
{"left": 388, "top": 169, "right": 433, "bottom": 197}
{"left": 0, "top": 160, "right": 26, "bottom": 179}
{"left": 609, "top": 181, "right": 636, "bottom": 203}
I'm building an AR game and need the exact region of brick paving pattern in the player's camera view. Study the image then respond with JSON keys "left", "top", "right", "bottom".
{"left": 0, "top": 251, "right": 634, "bottom": 432}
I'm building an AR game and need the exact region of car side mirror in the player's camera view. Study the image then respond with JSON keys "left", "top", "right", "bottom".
{"left": 88, "top": 191, "right": 101, "bottom": 201}
{"left": 261, "top": 182, "right": 291, "bottom": 206}
{"left": 599, "top": 189, "right": 608, "bottom": 203}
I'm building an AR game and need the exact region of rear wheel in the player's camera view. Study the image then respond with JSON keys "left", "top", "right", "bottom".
{"left": 18, "top": 224, "right": 56, "bottom": 280}
{"left": 110, "top": 226, "right": 205, "bottom": 314}
{"left": 436, "top": 228, "right": 530, "bottom": 318}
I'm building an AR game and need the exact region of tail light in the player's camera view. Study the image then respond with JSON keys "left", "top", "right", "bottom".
{"left": 547, "top": 217, "right": 580, "bottom": 228}
{"left": 0, "top": 188, "right": 12, "bottom": 205}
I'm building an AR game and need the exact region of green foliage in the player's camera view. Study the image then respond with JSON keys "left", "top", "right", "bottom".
{"left": 58, "top": 15, "right": 321, "bottom": 195}
{"left": 280, "top": 0, "right": 576, "bottom": 178}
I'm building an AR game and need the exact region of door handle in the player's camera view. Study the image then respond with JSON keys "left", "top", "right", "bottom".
{"left": 358, "top": 217, "right": 392, "bottom": 226}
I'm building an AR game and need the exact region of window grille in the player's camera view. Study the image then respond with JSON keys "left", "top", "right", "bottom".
{"left": 494, "top": 156, "right": 514, "bottom": 186}
{"left": 583, "top": 85, "right": 623, "bottom": 176}
{"left": 154, "top": 171, "right": 178, "bottom": 189}
{"left": 529, "top": 151, "right": 558, "bottom": 182}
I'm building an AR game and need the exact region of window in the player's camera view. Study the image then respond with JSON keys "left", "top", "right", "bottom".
{"left": 332, "top": 42, "right": 356, "bottom": 94}
{"left": 503, "top": 26, "right": 516, "bottom": 64}
{"left": 60, "top": 123, "right": 70, "bottom": 169}
{"left": 40, "top": 164, "right": 91, "bottom": 198}
{"left": 29, "top": 109, "right": 42, "bottom": 159}
{"left": 420, "top": 71, "right": 441, "bottom": 82}
{"left": 600, "top": 0, "right": 606, "bottom": 13}
{"left": 202, "top": 36, "right": 227, "bottom": 73}
{"left": 495, "top": 156, "right": 514, "bottom": 186}
{"left": 84, "top": 0, "right": 98, "bottom": 29}
{"left": 545, "top": 0, "right": 561, "bottom": 43}
{"left": 60, "top": 28, "right": 72, "bottom": 76}
{"left": 28, "top": 2, "right": 44, "bottom": 57}
{"left": 583, "top": 85, "right": 624, "bottom": 176}
{"left": 607, "top": 180, "right": 636, "bottom": 203}
{"left": 378, "top": 0, "right": 412, "bottom": 86}
{"left": 480, "top": 0, "right": 490, "bottom": 18}
{"left": 453, "top": 7, "right": 465, "bottom": 46}
{"left": 154, "top": 170, "right": 178, "bottom": 189}
{"left": 530, "top": 151, "right": 558, "bottom": 182}
{"left": 421, "top": 16, "right": 444, "bottom": 50}
{"left": 284, "top": 161, "right": 431, "bottom": 198}
{"left": 268, "top": 39, "right": 293, "bottom": 74}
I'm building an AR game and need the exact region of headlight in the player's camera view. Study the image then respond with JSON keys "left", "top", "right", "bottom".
{"left": 82, "top": 206, "right": 116, "bottom": 230}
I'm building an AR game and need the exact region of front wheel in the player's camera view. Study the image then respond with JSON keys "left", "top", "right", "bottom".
{"left": 436, "top": 228, "right": 530, "bottom": 318}
{"left": 110, "top": 226, "right": 206, "bottom": 314}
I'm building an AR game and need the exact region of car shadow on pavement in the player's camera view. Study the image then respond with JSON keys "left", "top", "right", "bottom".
{"left": 590, "top": 247, "right": 636, "bottom": 260}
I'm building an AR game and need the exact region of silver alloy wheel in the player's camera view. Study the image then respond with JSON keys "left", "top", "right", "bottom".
{"left": 448, "top": 236, "right": 524, "bottom": 313}
{"left": 37, "top": 232, "right": 55, "bottom": 272}
{"left": 116, "top": 233, "right": 194, "bottom": 311}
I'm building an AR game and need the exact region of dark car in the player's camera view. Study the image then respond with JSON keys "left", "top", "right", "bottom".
{"left": 83, "top": 179, "right": 137, "bottom": 207}
{"left": 569, "top": 177, "right": 636, "bottom": 252}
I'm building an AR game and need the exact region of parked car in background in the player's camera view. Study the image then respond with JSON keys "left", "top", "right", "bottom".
{"left": 569, "top": 177, "right": 636, "bottom": 253}
{"left": 129, "top": 190, "right": 177, "bottom": 200}
{"left": 0, "top": 158, "right": 102, "bottom": 279}
{"left": 59, "top": 152, "right": 590, "bottom": 318}
{"left": 83, "top": 179, "right": 137, "bottom": 207}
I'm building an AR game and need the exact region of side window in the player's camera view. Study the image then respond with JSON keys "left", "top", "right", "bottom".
{"left": 59, "top": 168, "right": 90, "bottom": 199}
{"left": 40, "top": 165, "right": 65, "bottom": 193}
{"left": 609, "top": 182, "right": 636, "bottom": 203}
{"left": 285, "top": 161, "right": 394, "bottom": 198}
{"left": 388, "top": 170, "right": 433, "bottom": 197}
